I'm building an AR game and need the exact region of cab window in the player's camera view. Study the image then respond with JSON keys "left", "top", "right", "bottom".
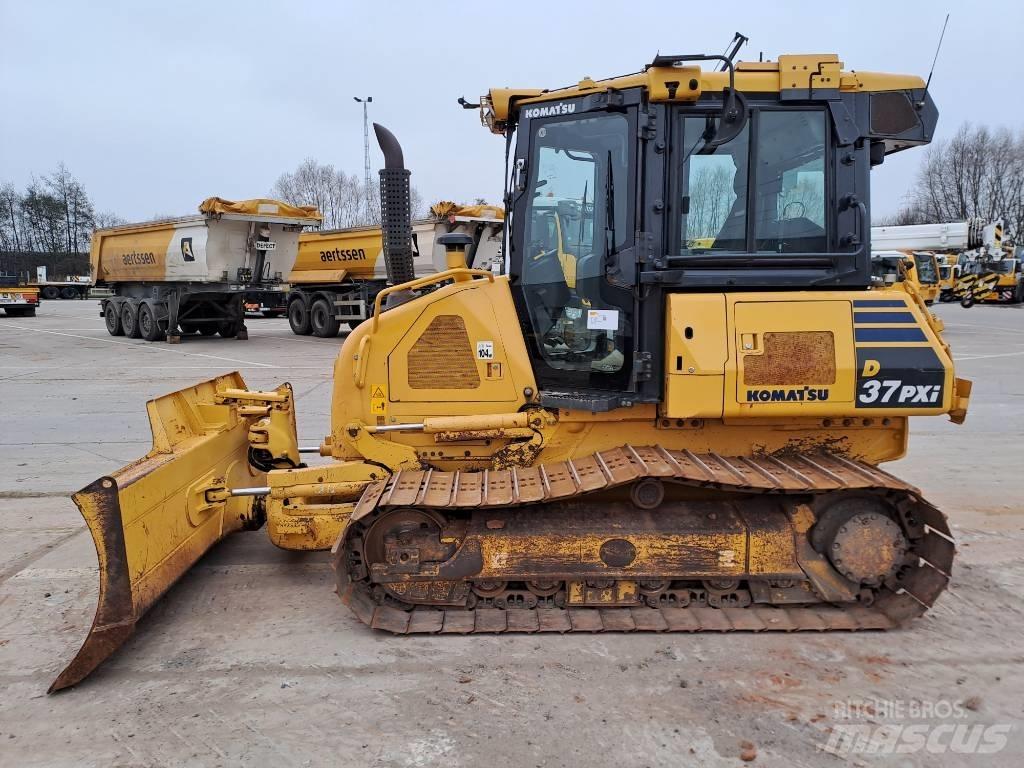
{"left": 754, "top": 111, "right": 827, "bottom": 252}
{"left": 678, "top": 109, "right": 828, "bottom": 253}
{"left": 679, "top": 118, "right": 749, "bottom": 250}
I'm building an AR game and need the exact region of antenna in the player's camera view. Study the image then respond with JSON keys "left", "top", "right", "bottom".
{"left": 920, "top": 13, "right": 950, "bottom": 106}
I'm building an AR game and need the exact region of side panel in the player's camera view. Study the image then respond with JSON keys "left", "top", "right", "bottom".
{"left": 732, "top": 300, "right": 856, "bottom": 414}
{"left": 711, "top": 290, "right": 955, "bottom": 418}
{"left": 292, "top": 227, "right": 384, "bottom": 282}
{"left": 93, "top": 223, "right": 186, "bottom": 282}
{"left": 663, "top": 294, "right": 728, "bottom": 419}
{"left": 331, "top": 276, "right": 536, "bottom": 438}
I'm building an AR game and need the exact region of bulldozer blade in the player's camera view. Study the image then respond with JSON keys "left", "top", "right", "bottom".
{"left": 49, "top": 372, "right": 266, "bottom": 692}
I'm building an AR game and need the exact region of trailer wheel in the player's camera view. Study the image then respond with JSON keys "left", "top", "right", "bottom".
{"left": 60, "top": 286, "right": 79, "bottom": 300}
{"left": 121, "top": 302, "right": 142, "bottom": 338}
{"left": 104, "top": 302, "right": 124, "bottom": 336}
{"left": 41, "top": 286, "right": 60, "bottom": 300}
{"left": 218, "top": 317, "right": 243, "bottom": 338}
{"left": 310, "top": 298, "right": 341, "bottom": 338}
{"left": 138, "top": 303, "right": 165, "bottom": 341}
{"left": 288, "top": 298, "right": 313, "bottom": 336}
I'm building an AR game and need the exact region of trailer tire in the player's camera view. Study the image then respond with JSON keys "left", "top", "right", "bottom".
{"left": 218, "top": 317, "right": 242, "bottom": 338}
{"left": 121, "top": 302, "right": 142, "bottom": 338}
{"left": 138, "top": 302, "right": 165, "bottom": 341}
{"left": 288, "top": 298, "right": 313, "bottom": 336}
{"left": 104, "top": 302, "right": 124, "bottom": 336}
{"left": 60, "top": 286, "right": 79, "bottom": 300}
{"left": 41, "top": 286, "right": 60, "bottom": 300}
{"left": 310, "top": 298, "right": 341, "bottom": 338}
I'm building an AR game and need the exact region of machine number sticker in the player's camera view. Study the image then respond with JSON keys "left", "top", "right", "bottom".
{"left": 370, "top": 384, "right": 386, "bottom": 415}
{"left": 477, "top": 341, "right": 494, "bottom": 360}
{"left": 565, "top": 306, "right": 582, "bottom": 320}
{"left": 857, "top": 380, "right": 941, "bottom": 405}
{"left": 586, "top": 309, "right": 618, "bottom": 330}
{"left": 854, "top": 348, "right": 945, "bottom": 409}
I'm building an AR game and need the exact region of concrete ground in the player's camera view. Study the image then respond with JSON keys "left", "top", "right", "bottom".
{"left": 0, "top": 299, "right": 1021, "bottom": 767}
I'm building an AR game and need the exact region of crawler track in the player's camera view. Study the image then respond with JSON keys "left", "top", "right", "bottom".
{"left": 333, "top": 446, "right": 954, "bottom": 634}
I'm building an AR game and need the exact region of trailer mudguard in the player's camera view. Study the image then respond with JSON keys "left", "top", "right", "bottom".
{"left": 50, "top": 372, "right": 265, "bottom": 692}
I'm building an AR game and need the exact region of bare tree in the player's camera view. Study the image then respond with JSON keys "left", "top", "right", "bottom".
{"left": 905, "top": 122, "right": 1024, "bottom": 238}
{"left": 1, "top": 166, "right": 98, "bottom": 255}
{"left": 271, "top": 157, "right": 425, "bottom": 229}
{"left": 0, "top": 182, "right": 22, "bottom": 252}
{"left": 94, "top": 211, "right": 129, "bottom": 230}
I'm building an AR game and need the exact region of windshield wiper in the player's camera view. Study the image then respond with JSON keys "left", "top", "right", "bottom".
{"left": 605, "top": 150, "right": 616, "bottom": 257}
{"left": 579, "top": 180, "right": 588, "bottom": 248}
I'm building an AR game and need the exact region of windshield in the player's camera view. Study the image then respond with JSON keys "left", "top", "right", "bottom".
{"left": 520, "top": 112, "right": 632, "bottom": 380}
{"left": 871, "top": 256, "right": 905, "bottom": 281}
{"left": 913, "top": 253, "right": 938, "bottom": 283}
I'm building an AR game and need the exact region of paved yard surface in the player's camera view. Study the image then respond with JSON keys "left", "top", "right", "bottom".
{"left": 1, "top": 299, "right": 1022, "bottom": 767}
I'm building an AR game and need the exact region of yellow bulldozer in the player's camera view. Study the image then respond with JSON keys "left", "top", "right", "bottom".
{"left": 51, "top": 49, "right": 972, "bottom": 692}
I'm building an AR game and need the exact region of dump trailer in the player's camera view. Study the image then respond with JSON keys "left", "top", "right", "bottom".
{"left": 52, "top": 50, "right": 974, "bottom": 692}
{"left": 286, "top": 203, "right": 504, "bottom": 337}
{"left": 91, "top": 198, "right": 321, "bottom": 342}
{"left": 0, "top": 273, "right": 39, "bottom": 316}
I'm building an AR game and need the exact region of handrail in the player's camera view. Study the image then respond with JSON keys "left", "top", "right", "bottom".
{"left": 371, "top": 268, "right": 494, "bottom": 331}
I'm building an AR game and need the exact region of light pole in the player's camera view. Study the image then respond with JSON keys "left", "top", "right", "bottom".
{"left": 354, "top": 96, "right": 373, "bottom": 223}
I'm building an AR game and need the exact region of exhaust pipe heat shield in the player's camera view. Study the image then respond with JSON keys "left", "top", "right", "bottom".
{"left": 49, "top": 372, "right": 265, "bottom": 692}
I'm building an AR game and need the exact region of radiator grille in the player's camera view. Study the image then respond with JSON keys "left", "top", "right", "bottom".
{"left": 744, "top": 331, "right": 836, "bottom": 385}
{"left": 408, "top": 315, "right": 481, "bottom": 390}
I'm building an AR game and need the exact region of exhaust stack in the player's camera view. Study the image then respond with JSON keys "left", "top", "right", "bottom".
{"left": 373, "top": 124, "right": 415, "bottom": 307}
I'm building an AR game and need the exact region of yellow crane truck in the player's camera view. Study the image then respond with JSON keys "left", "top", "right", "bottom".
{"left": 51, "top": 50, "right": 971, "bottom": 692}
{"left": 285, "top": 204, "right": 504, "bottom": 337}
{"left": 91, "top": 198, "right": 321, "bottom": 341}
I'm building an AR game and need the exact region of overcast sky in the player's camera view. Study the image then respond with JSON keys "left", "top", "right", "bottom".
{"left": 2, "top": 1, "right": 1021, "bottom": 222}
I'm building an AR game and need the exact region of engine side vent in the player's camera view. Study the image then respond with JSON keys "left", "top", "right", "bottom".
{"left": 408, "top": 315, "right": 481, "bottom": 390}
{"left": 744, "top": 331, "right": 836, "bottom": 385}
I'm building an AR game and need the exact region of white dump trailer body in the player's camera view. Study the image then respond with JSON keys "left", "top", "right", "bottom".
{"left": 91, "top": 198, "right": 321, "bottom": 342}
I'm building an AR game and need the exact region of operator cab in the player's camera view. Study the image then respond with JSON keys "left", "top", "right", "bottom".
{"left": 484, "top": 52, "right": 938, "bottom": 410}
